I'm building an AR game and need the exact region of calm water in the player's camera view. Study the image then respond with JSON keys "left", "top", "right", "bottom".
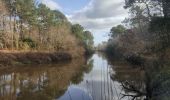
{"left": 59, "top": 54, "right": 124, "bottom": 100}
{"left": 0, "top": 53, "right": 169, "bottom": 100}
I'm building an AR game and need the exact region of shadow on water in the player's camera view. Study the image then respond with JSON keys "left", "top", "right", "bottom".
{"left": 0, "top": 53, "right": 169, "bottom": 100}
{"left": 107, "top": 55, "right": 170, "bottom": 100}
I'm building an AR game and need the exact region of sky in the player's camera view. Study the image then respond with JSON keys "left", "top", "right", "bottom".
{"left": 40, "top": 0, "right": 128, "bottom": 45}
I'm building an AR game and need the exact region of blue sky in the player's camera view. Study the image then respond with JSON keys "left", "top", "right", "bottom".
{"left": 40, "top": 0, "right": 128, "bottom": 45}
{"left": 55, "top": 0, "right": 90, "bottom": 14}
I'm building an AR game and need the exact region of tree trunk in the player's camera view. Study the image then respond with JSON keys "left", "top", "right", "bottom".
{"left": 2, "top": 15, "right": 6, "bottom": 49}
{"left": 144, "top": 2, "right": 151, "bottom": 19}
{"left": 20, "top": 19, "right": 24, "bottom": 40}
{"left": 10, "top": 15, "right": 14, "bottom": 50}
{"left": 14, "top": 14, "right": 19, "bottom": 49}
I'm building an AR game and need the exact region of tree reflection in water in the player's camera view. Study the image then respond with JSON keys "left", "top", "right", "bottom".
{"left": 110, "top": 59, "right": 170, "bottom": 100}
{"left": 0, "top": 58, "right": 93, "bottom": 100}
{"left": 71, "top": 59, "right": 94, "bottom": 84}
{"left": 0, "top": 53, "right": 169, "bottom": 100}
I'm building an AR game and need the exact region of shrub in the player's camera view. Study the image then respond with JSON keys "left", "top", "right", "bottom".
{"left": 149, "top": 17, "right": 170, "bottom": 52}
{"left": 105, "top": 41, "right": 122, "bottom": 59}
{"left": 149, "top": 17, "right": 170, "bottom": 32}
{"left": 21, "top": 38, "right": 37, "bottom": 49}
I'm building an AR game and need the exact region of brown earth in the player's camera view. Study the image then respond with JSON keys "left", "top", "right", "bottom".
{"left": 0, "top": 50, "right": 73, "bottom": 66}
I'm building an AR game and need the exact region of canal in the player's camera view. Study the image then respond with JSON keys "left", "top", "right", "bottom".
{"left": 0, "top": 53, "right": 169, "bottom": 100}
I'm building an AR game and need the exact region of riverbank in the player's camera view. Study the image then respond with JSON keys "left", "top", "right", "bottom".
{"left": 0, "top": 50, "right": 74, "bottom": 66}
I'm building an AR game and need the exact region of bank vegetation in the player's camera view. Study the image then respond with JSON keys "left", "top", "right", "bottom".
{"left": 0, "top": 0, "right": 94, "bottom": 65}
{"left": 104, "top": 0, "right": 170, "bottom": 99}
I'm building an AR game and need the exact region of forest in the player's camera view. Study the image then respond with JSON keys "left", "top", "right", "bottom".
{"left": 106, "top": 0, "right": 170, "bottom": 58}
{"left": 102, "top": 0, "right": 170, "bottom": 99}
{"left": 0, "top": 0, "right": 170, "bottom": 100}
{"left": 0, "top": 0, "right": 94, "bottom": 65}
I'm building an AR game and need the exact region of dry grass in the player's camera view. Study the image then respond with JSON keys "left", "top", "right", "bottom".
{"left": 0, "top": 51, "right": 73, "bottom": 66}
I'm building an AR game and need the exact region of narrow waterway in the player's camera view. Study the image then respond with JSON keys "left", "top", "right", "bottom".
{"left": 0, "top": 53, "right": 129, "bottom": 100}
{"left": 1, "top": 53, "right": 169, "bottom": 100}
{"left": 59, "top": 53, "right": 124, "bottom": 100}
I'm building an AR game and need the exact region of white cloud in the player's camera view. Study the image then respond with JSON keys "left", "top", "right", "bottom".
{"left": 41, "top": 0, "right": 61, "bottom": 10}
{"left": 68, "top": 0, "right": 128, "bottom": 32}
{"left": 41, "top": 0, "right": 129, "bottom": 44}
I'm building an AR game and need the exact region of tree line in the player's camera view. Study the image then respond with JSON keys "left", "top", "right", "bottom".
{"left": 0, "top": 0, "right": 94, "bottom": 55}
{"left": 105, "top": 0, "right": 170, "bottom": 99}
{"left": 106, "top": 0, "right": 170, "bottom": 58}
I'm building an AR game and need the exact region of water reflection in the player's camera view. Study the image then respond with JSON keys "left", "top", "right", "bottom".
{"left": 0, "top": 53, "right": 169, "bottom": 100}
{"left": 0, "top": 58, "right": 90, "bottom": 100}
{"left": 109, "top": 57, "right": 170, "bottom": 100}
{"left": 59, "top": 53, "right": 123, "bottom": 100}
